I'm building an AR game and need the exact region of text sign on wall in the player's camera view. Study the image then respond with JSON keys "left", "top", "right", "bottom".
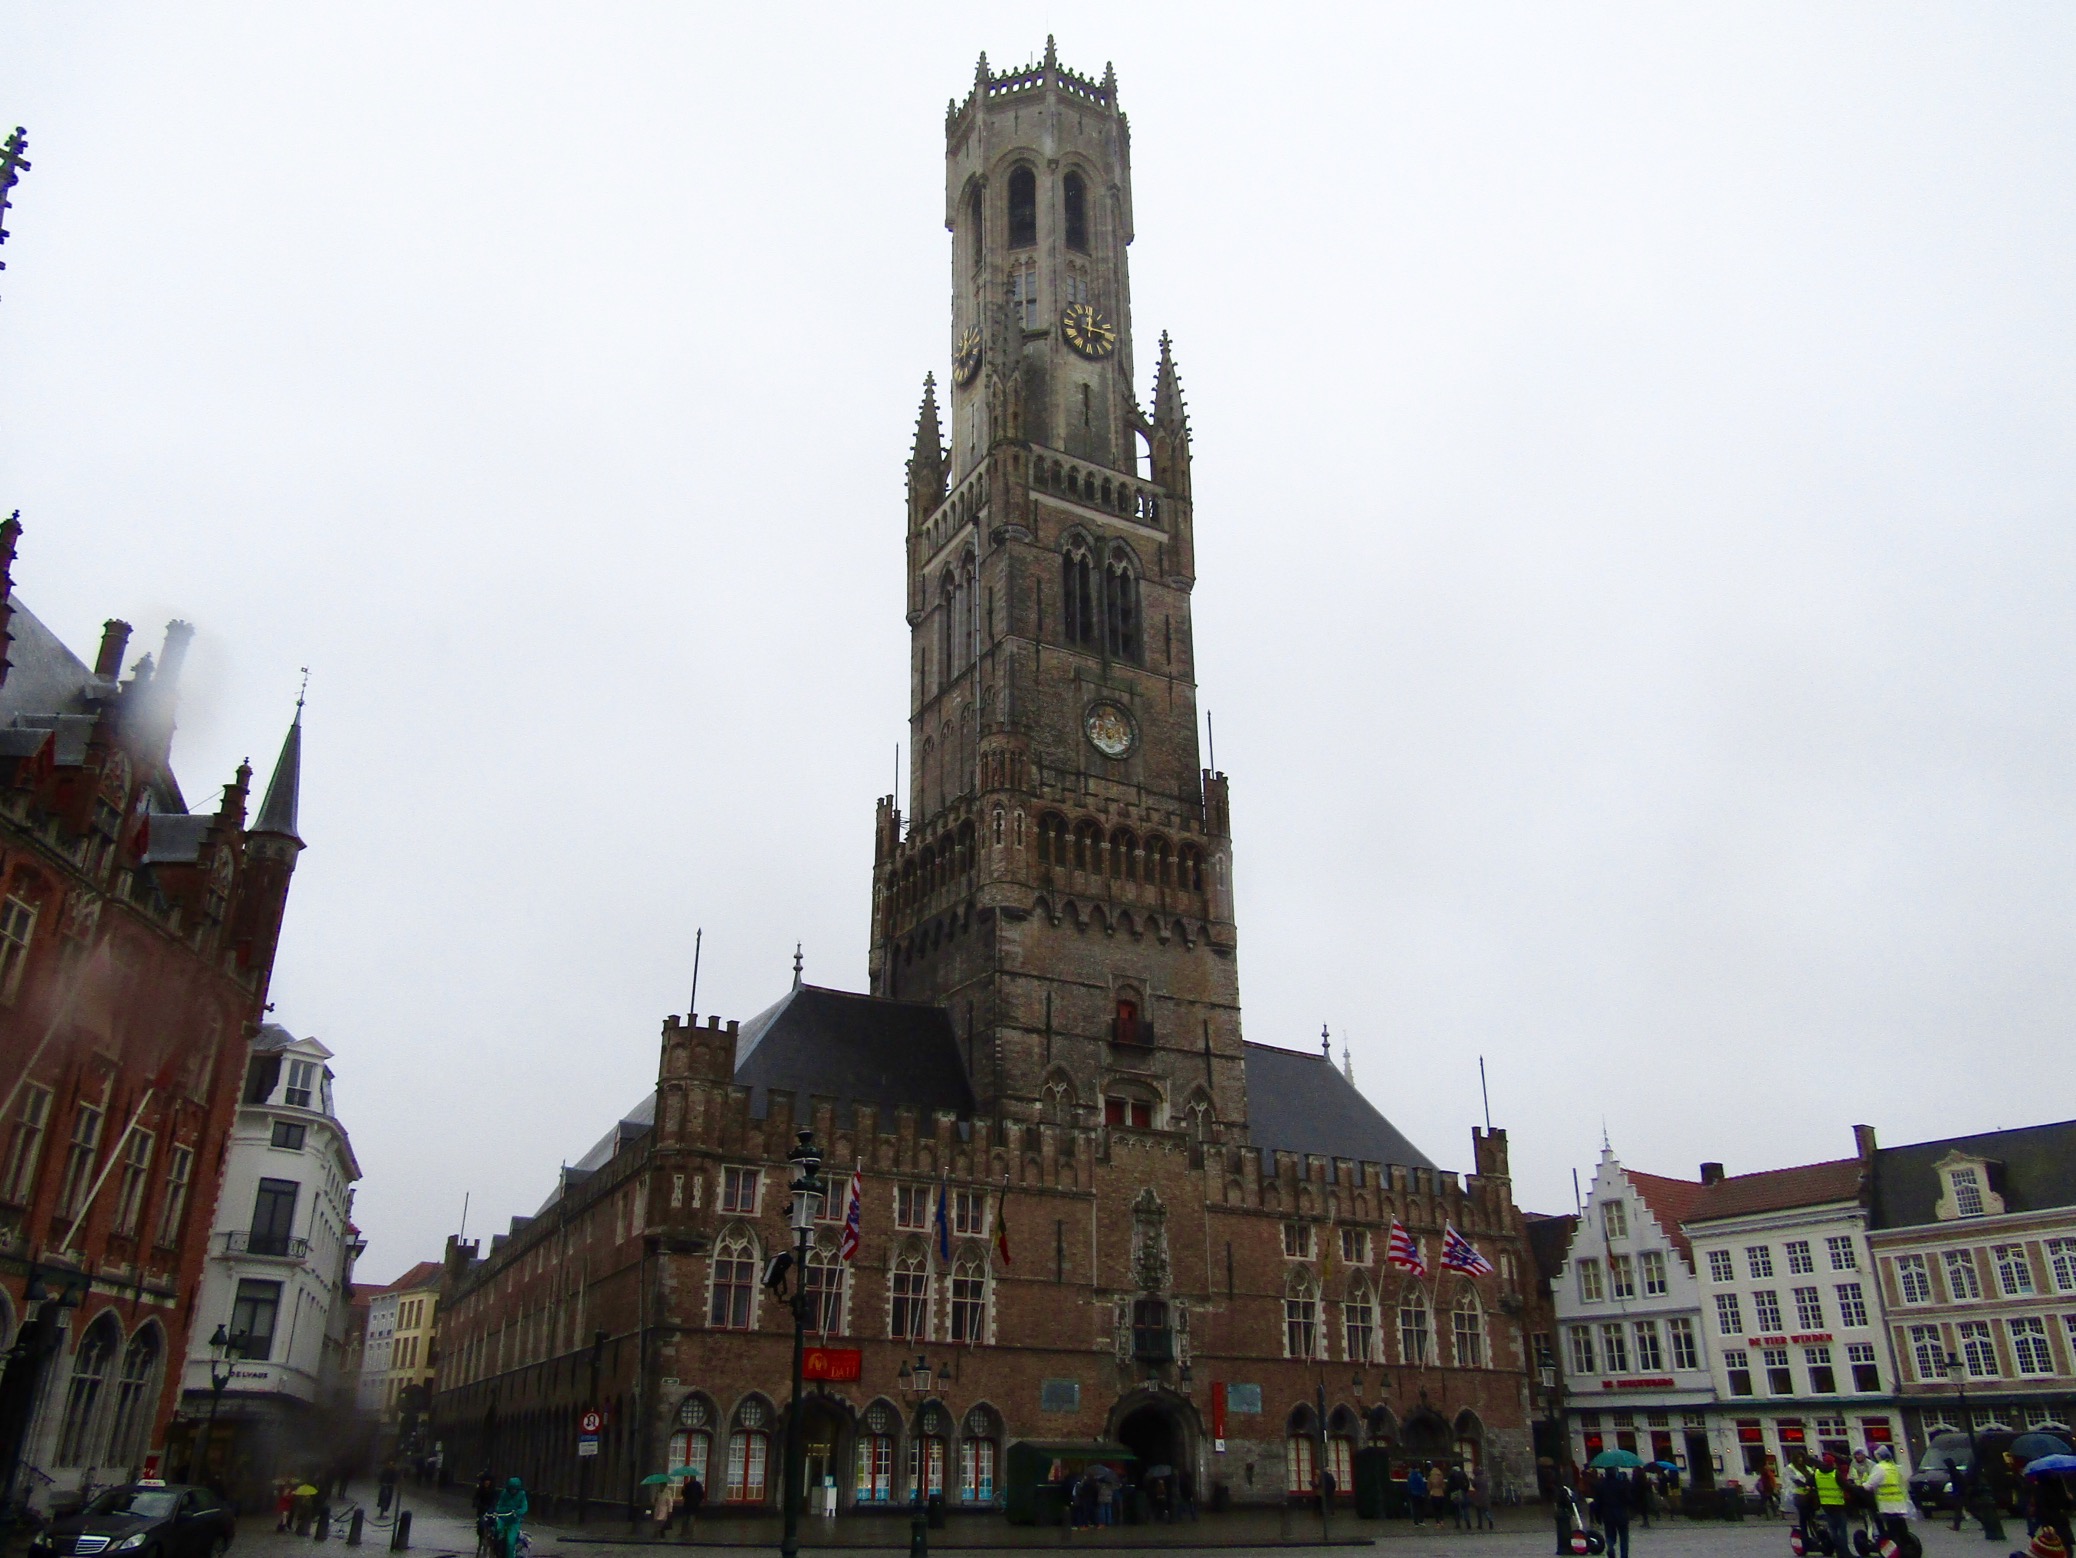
{"left": 802, "top": 1347, "right": 862, "bottom": 1383}
{"left": 1225, "top": 1383, "right": 1262, "bottom": 1415}
{"left": 1040, "top": 1380, "right": 1080, "bottom": 1413}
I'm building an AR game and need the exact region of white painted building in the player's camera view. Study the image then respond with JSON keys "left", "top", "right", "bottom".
{"left": 1683, "top": 1132, "right": 1908, "bottom": 1481}
{"left": 176, "top": 1024, "right": 362, "bottom": 1501}
{"left": 1552, "top": 1150, "right": 1722, "bottom": 1490}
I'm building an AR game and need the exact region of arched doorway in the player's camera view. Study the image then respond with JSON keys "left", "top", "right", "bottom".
{"left": 1108, "top": 1388, "right": 1198, "bottom": 1506}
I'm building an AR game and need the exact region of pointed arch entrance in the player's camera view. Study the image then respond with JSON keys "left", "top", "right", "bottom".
{"left": 1105, "top": 1386, "right": 1201, "bottom": 1502}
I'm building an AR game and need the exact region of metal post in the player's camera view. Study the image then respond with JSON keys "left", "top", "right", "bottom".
{"left": 780, "top": 1131, "right": 824, "bottom": 1558}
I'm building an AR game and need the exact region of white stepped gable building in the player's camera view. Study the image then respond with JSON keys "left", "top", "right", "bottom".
{"left": 1552, "top": 1150, "right": 1719, "bottom": 1488}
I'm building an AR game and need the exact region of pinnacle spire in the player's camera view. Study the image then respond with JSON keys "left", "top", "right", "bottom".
{"left": 907, "top": 374, "right": 947, "bottom": 507}
{"left": 1043, "top": 35, "right": 1058, "bottom": 71}
{"left": 253, "top": 694, "right": 303, "bottom": 843}
{"left": 1151, "top": 331, "right": 1188, "bottom": 433}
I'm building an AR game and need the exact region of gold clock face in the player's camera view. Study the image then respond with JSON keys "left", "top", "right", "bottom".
{"left": 1060, "top": 302, "right": 1118, "bottom": 360}
{"left": 953, "top": 326, "right": 983, "bottom": 385}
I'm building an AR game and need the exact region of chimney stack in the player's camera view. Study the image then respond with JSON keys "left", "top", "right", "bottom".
{"left": 1700, "top": 1162, "right": 1725, "bottom": 1186}
{"left": 1852, "top": 1124, "right": 1877, "bottom": 1160}
{"left": 95, "top": 619, "right": 132, "bottom": 680}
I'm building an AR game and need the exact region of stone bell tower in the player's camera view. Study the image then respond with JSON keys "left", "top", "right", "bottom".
{"left": 869, "top": 41, "right": 1244, "bottom": 1138}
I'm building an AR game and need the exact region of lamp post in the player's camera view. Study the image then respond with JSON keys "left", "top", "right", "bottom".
{"left": 1942, "top": 1348, "right": 2003, "bottom": 1541}
{"left": 196, "top": 1325, "right": 235, "bottom": 1489}
{"left": 779, "top": 1129, "right": 826, "bottom": 1558}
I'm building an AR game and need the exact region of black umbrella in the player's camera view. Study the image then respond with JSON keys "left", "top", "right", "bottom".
{"left": 2014, "top": 1433, "right": 2075, "bottom": 1464}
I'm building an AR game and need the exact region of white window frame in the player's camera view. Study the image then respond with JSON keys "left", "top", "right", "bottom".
{"left": 1639, "top": 1249, "right": 1668, "bottom": 1297}
{"left": 1895, "top": 1253, "right": 1932, "bottom": 1305}
{"left": 1707, "top": 1249, "right": 1734, "bottom": 1283}
{"left": 1992, "top": 1244, "right": 2036, "bottom": 1298}
{"left": 1944, "top": 1249, "right": 1983, "bottom": 1302}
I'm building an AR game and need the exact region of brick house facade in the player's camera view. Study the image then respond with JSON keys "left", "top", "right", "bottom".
{"left": 0, "top": 514, "right": 304, "bottom": 1503}
{"left": 429, "top": 42, "right": 1539, "bottom": 1521}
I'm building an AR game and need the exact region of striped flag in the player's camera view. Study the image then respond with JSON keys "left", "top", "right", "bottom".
{"left": 1440, "top": 1223, "right": 1494, "bottom": 1276}
{"left": 933, "top": 1173, "right": 951, "bottom": 1264}
{"left": 837, "top": 1166, "right": 864, "bottom": 1263}
{"left": 1385, "top": 1218, "right": 1427, "bottom": 1277}
{"left": 994, "top": 1178, "right": 1012, "bottom": 1267}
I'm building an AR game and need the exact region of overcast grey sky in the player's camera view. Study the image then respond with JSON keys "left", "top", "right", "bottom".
{"left": 4, "top": 5, "right": 2072, "bottom": 1283}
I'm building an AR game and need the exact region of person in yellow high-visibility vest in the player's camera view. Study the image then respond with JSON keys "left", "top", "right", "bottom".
{"left": 1812, "top": 1454, "right": 1851, "bottom": 1556}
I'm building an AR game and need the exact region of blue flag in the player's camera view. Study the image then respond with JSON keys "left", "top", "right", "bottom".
{"left": 933, "top": 1173, "right": 950, "bottom": 1264}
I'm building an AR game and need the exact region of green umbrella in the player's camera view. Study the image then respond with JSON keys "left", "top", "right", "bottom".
{"left": 1590, "top": 1449, "right": 1644, "bottom": 1470}
{"left": 640, "top": 1473, "right": 674, "bottom": 1485}
{"left": 668, "top": 1468, "right": 701, "bottom": 1479}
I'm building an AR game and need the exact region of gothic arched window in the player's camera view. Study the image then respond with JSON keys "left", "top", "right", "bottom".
{"left": 960, "top": 1405, "right": 1001, "bottom": 1503}
{"left": 1109, "top": 829, "right": 1137, "bottom": 881}
{"left": 968, "top": 184, "right": 985, "bottom": 271}
{"left": 1104, "top": 547, "right": 1141, "bottom": 662}
{"left": 708, "top": 1228, "right": 758, "bottom": 1331}
{"left": 939, "top": 570, "right": 958, "bottom": 685}
{"left": 1343, "top": 1277, "right": 1376, "bottom": 1364}
{"left": 106, "top": 1324, "right": 162, "bottom": 1471}
{"left": 725, "top": 1397, "right": 771, "bottom": 1503}
{"left": 55, "top": 1313, "right": 119, "bottom": 1466}
{"left": 1285, "top": 1268, "right": 1321, "bottom": 1359}
{"left": 1452, "top": 1290, "right": 1487, "bottom": 1369}
{"left": 890, "top": 1249, "right": 929, "bottom": 1340}
{"left": 1072, "top": 819, "right": 1103, "bottom": 873}
{"left": 949, "top": 1250, "right": 987, "bottom": 1343}
{"left": 1007, "top": 166, "right": 1037, "bottom": 249}
{"left": 1399, "top": 1287, "right": 1431, "bottom": 1366}
{"left": 1063, "top": 171, "right": 1089, "bottom": 253}
{"left": 1061, "top": 542, "right": 1095, "bottom": 648}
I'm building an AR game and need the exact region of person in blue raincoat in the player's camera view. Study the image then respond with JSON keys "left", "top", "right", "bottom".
{"left": 493, "top": 1476, "right": 528, "bottom": 1558}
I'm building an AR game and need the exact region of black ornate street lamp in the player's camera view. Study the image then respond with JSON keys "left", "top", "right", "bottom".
{"left": 194, "top": 1324, "right": 237, "bottom": 1489}
{"left": 779, "top": 1129, "right": 826, "bottom": 1558}
{"left": 1942, "top": 1348, "right": 2004, "bottom": 1541}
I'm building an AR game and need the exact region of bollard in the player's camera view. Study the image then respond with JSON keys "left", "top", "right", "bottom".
{"left": 389, "top": 1510, "right": 411, "bottom": 1551}
{"left": 315, "top": 1505, "right": 331, "bottom": 1542}
{"left": 348, "top": 1509, "right": 364, "bottom": 1546}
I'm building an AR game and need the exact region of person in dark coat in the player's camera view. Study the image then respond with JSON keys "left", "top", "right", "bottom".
{"left": 677, "top": 1472, "right": 704, "bottom": 1538}
{"left": 1593, "top": 1470, "right": 1634, "bottom": 1558}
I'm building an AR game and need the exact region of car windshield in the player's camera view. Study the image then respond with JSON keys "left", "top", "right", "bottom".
{"left": 86, "top": 1489, "right": 180, "bottom": 1519}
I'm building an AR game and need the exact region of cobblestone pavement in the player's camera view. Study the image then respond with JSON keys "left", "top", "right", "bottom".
{"left": 231, "top": 1489, "right": 2013, "bottom": 1558}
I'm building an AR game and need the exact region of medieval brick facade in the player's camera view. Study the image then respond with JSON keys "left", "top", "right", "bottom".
{"left": 431, "top": 41, "right": 1541, "bottom": 1520}
{"left": 0, "top": 514, "right": 305, "bottom": 1502}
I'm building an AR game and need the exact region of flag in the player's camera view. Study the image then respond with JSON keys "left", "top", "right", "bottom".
{"left": 993, "top": 1178, "right": 1012, "bottom": 1268}
{"left": 837, "top": 1166, "right": 864, "bottom": 1263}
{"left": 1440, "top": 1223, "right": 1494, "bottom": 1276}
{"left": 933, "top": 1173, "right": 950, "bottom": 1264}
{"left": 1386, "top": 1218, "right": 1427, "bottom": 1277}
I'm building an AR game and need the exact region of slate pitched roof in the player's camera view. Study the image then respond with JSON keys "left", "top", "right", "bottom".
{"left": 0, "top": 596, "right": 102, "bottom": 721}
{"left": 1625, "top": 1170, "right": 1708, "bottom": 1263}
{"left": 733, "top": 984, "right": 976, "bottom": 1122}
{"left": 1687, "top": 1158, "right": 1864, "bottom": 1224}
{"left": 1242, "top": 1041, "right": 1436, "bottom": 1170}
{"left": 254, "top": 708, "right": 302, "bottom": 841}
{"left": 1868, "top": 1120, "right": 2076, "bottom": 1230}
{"left": 1525, "top": 1211, "right": 1580, "bottom": 1291}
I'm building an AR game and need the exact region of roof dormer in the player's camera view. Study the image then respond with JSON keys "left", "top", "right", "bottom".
{"left": 1932, "top": 1151, "right": 2003, "bottom": 1221}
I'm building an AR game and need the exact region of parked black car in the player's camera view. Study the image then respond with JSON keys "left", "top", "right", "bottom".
{"left": 1907, "top": 1431, "right": 2020, "bottom": 1514}
{"left": 30, "top": 1483, "right": 236, "bottom": 1558}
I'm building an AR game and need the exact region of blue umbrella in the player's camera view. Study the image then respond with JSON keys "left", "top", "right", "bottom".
{"left": 2023, "top": 1455, "right": 2076, "bottom": 1477}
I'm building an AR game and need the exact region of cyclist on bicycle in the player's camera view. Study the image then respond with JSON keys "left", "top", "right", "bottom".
{"left": 493, "top": 1477, "right": 528, "bottom": 1558}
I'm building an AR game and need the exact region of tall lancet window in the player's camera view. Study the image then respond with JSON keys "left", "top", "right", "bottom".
{"left": 1064, "top": 171, "right": 1089, "bottom": 252}
{"left": 1062, "top": 541, "right": 1096, "bottom": 649}
{"left": 1104, "top": 547, "right": 1141, "bottom": 662}
{"left": 1007, "top": 166, "right": 1037, "bottom": 248}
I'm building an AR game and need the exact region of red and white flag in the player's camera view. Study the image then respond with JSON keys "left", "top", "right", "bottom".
{"left": 1440, "top": 1223, "right": 1494, "bottom": 1276}
{"left": 1386, "top": 1218, "right": 1427, "bottom": 1277}
{"left": 837, "top": 1166, "right": 864, "bottom": 1262}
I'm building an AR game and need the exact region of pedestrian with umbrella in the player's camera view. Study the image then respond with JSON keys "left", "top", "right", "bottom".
{"left": 1589, "top": 1454, "right": 1639, "bottom": 1558}
{"left": 2026, "top": 1456, "right": 2076, "bottom": 1558}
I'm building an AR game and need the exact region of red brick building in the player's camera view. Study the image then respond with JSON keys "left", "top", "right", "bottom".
{"left": 432, "top": 43, "right": 1539, "bottom": 1522}
{"left": 0, "top": 514, "right": 304, "bottom": 1504}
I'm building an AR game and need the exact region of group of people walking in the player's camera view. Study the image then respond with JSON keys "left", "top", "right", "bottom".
{"left": 1405, "top": 1460, "right": 1497, "bottom": 1529}
{"left": 1783, "top": 1446, "right": 1913, "bottom": 1556}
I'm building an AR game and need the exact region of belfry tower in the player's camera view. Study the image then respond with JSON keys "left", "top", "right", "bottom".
{"left": 869, "top": 41, "right": 1245, "bottom": 1135}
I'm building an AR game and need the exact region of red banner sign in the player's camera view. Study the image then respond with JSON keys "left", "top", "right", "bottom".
{"left": 1599, "top": 1377, "right": 1676, "bottom": 1390}
{"left": 1211, "top": 1381, "right": 1227, "bottom": 1441}
{"left": 803, "top": 1347, "right": 862, "bottom": 1382}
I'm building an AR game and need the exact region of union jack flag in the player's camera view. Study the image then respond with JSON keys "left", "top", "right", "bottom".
{"left": 837, "top": 1166, "right": 864, "bottom": 1263}
{"left": 1440, "top": 1223, "right": 1494, "bottom": 1276}
{"left": 1386, "top": 1218, "right": 1427, "bottom": 1277}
